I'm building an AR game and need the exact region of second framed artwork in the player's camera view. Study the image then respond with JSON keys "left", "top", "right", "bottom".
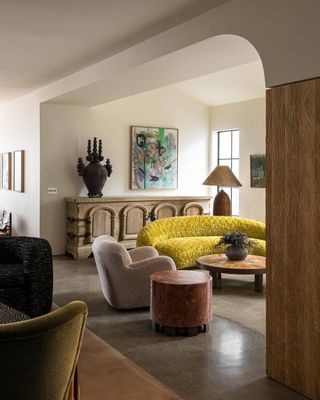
{"left": 130, "top": 126, "right": 178, "bottom": 190}
{"left": 13, "top": 150, "right": 25, "bottom": 192}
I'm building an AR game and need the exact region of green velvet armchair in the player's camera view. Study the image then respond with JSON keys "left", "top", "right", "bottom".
{"left": 0, "top": 301, "right": 87, "bottom": 400}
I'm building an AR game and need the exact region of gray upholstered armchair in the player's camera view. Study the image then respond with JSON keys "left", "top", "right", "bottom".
{"left": 92, "top": 235, "right": 176, "bottom": 309}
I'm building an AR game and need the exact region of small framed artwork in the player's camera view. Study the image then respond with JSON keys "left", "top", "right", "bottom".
{"left": 13, "top": 150, "right": 25, "bottom": 192}
{"left": 2, "top": 152, "right": 12, "bottom": 190}
{"left": 130, "top": 126, "right": 178, "bottom": 190}
{"left": 250, "top": 154, "right": 266, "bottom": 188}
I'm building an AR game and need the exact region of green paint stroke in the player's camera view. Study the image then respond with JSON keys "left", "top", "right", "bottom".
{"left": 143, "top": 155, "right": 146, "bottom": 189}
{"left": 159, "top": 128, "right": 165, "bottom": 146}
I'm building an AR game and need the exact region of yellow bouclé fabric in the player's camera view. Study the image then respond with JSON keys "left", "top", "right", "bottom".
{"left": 136, "top": 216, "right": 266, "bottom": 269}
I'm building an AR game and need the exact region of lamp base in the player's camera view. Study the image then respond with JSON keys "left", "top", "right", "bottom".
{"left": 213, "top": 190, "right": 231, "bottom": 216}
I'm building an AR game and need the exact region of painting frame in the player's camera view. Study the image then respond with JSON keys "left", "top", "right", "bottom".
{"left": 13, "top": 150, "right": 25, "bottom": 192}
{"left": 1, "top": 152, "right": 12, "bottom": 190}
{"left": 250, "top": 154, "right": 266, "bottom": 188}
{"left": 130, "top": 126, "right": 178, "bottom": 190}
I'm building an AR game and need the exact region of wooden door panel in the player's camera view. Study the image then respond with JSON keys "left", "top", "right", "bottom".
{"left": 266, "top": 79, "right": 320, "bottom": 399}
{"left": 152, "top": 203, "right": 177, "bottom": 221}
{"left": 120, "top": 204, "right": 148, "bottom": 240}
{"left": 88, "top": 206, "right": 116, "bottom": 243}
{"left": 182, "top": 202, "right": 204, "bottom": 216}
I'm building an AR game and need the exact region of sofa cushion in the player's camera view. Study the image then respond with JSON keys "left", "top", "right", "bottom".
{"left": 155, "top": 236, "right": 266, "bottom": 269}
{"left": 0, "top": 264, "right": 25, "bottom": 288}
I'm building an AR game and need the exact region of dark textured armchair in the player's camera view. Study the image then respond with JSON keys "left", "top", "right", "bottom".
{"left": 0, "top": 237, "right": 53, "bottom": 317}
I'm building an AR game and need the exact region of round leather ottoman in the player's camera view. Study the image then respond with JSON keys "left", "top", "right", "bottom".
{"left": 150, "top": 270, "right": 212, "bottom": 336}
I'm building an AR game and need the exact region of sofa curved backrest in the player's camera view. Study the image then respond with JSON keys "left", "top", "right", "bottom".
{"left": 0, "top": 301, "right": 87, "bottom": 400}
{"left": 137, "top": 216, "right": 266, "bottom": 247}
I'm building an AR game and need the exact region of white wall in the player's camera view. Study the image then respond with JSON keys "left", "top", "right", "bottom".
{"left": 40, "top": 87, "right": 209, "bottom": 254}
{"left": 0, "top": 97, "right": 40, "bottom": 236}
{"left": 210, "top": 98, "right": 266, "bottom": 222}
{"left": 40, "top": 105, "right": 92, "bottom": 252}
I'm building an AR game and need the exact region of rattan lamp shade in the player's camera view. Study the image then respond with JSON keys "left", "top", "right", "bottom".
{"left": 203, "top": 166, "right": 242, "bottom": 216}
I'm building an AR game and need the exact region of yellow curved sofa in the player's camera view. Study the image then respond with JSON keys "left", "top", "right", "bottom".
{"left": 136, "top": 216, "right": 266, "bottom": 270}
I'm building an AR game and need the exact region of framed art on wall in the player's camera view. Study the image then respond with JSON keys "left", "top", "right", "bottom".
{"left": 1, "top": 152, "right": 12, "bottom": 190}
{"left": 13, "top": 150, "right": 25, "bottom": 192}
{"left": 130, "top": 126, "right": 178, "bottom": 190}
{"left": 250, "top": 154, "right": 266, "bottom": 188}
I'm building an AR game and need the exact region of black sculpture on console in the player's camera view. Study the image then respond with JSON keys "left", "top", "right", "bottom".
{"left": 77, "top": 137, "right": 112, "bottom": 197}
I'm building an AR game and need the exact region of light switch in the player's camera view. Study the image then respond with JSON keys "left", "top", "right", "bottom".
{"left": 48, "top": 187, "right": 58, "bottom": 195}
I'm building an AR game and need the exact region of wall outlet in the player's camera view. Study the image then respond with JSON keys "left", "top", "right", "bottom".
{"left": 48, "top": 187, "right": 58, "bottom": 195}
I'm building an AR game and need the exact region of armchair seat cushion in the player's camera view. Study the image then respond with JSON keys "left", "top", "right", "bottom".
{"left": 0, "top": 264, "right": 25, "bottom": 288}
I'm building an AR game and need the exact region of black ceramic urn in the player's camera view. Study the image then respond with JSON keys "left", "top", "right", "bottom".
{"left": 77, "top": 137, "right": 112, "bottom": 197}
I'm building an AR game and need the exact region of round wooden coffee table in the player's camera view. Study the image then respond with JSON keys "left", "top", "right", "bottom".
{"left": 150, "top": 270, "right": 212, "bottom": 336}
{"left": 197, "top": 254, "right": 266, "bottom": 292}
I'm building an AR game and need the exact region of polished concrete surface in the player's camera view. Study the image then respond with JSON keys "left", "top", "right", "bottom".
{"left": 53, "top": 256, "right": 307, "bottom": 400}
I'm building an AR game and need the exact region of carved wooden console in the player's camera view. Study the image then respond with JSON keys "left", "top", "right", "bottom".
{"left": 65, "top": 196, "right": 211, "bottom": 259}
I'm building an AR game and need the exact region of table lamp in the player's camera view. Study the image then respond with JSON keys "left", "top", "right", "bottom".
{"left": 202, "top": 165, "right": 242, "bottom": 216}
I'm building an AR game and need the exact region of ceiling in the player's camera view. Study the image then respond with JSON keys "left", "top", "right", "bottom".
{"left": 0, "top": 0, "right": 230, "bottom": 104}
{"left": 48, "top": 35, "right": 262, "bottom": 106}
{"left": 173, "top": 60, "right": 265, "bottom": 106}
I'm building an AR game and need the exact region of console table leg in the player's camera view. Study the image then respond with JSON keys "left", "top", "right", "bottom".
{"left": 255, "top": 274, "right": 263, "bottom": 292}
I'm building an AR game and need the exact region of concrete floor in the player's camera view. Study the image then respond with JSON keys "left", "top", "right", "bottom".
{"left": 53, "top": 256, "right": 307, "bottom": 400}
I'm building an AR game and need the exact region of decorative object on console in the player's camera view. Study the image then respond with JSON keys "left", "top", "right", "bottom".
{"left": 250, "top": 154, "right": 266, "bottom": 188}
{"left": 92, "top": 235, "right": 176, "bottom": 309}
{"left": 202, "top": 165, "right": 241, "bottom": 216}
{"left": 216, "top": 231, "right": 251, "bottom": 261}
{"left": 77, "top": 137, "right": 112, "bottom": 198}
{"left": 1, "top": 152, "right": 12, "bottom": 190}
{"left": 13, "top": 150, "right": 25, "bottom": 192}
{"left": 131, "top": 126, "right": 178, "bottom": 190}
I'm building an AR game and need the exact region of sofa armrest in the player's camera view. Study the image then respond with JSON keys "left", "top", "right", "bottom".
{"left": 129, "top": 256, "right": 176, "bottom": 272}
{"left": 0, "top": 237, "right": 53, "bottom": 317}
{"left": 129, "top": 247, "right": 159, "bottom": 262}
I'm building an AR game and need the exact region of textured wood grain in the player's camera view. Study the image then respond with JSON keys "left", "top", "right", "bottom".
{"left": 266, "top": 79, "right": 320, "bottom": 399}
{"left": 197, "top": 254, "right": 266, "bottom": 274}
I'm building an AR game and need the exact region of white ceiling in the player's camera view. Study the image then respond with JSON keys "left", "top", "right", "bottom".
{"left": 0, "top": 0, "right": 229, "bottom": 104}
{"left": 48, "top": 35, "right": 262, "bottom": 106}
{"left": 173, "top": 60, "right": 265, "bottom": 106}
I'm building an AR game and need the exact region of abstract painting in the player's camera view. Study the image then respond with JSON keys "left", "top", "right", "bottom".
{"left": 131, "top": 126, "right": 178, "bottom": 190}
{"left": 250, "top": 154, "right": 266, "bottom": 188}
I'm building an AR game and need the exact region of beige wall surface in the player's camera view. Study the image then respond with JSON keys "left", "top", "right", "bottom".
{"left": 0, "top": 97, "right": 40, "bottom": 236}
{"left": 40, "top": 87, "right": 210, "bottom": 254}
{"left": 210, "top": 97, "right": 266, "bottom": 222}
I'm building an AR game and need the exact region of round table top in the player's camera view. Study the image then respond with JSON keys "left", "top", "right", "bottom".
{"left": 197, "top": 254, "right": 266, "bottom": 275}
{"left": 150, "top": 270, "right": 211, "bottom": 285}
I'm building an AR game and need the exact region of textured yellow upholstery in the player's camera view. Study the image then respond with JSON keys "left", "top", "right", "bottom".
{"left": 137, "top": 216, "right": 266, "bottom": 269}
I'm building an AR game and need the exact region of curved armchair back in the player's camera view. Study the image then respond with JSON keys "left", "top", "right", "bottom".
{"left": 137, "top": 216, "right": 266, "bottom": 247}
{"left": 92, "top": 235, "right": 132, "bottom": 305}
{"left": 0, "top": 301, "right": 87, "bottom": 400}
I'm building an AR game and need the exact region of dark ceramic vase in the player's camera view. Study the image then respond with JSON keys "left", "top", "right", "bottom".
{"left": 82, "top": 164, "right": 108, "bottom": 198}
{"left": 77, "top": 137, "right": 113, "bottom": 198}
{"left": 225, "top": 245, "right": 248, "bottom": 261}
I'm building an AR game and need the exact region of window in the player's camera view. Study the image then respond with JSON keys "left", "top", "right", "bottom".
{"left": 210, "top": 129, "right": 240, "bottom": 216}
